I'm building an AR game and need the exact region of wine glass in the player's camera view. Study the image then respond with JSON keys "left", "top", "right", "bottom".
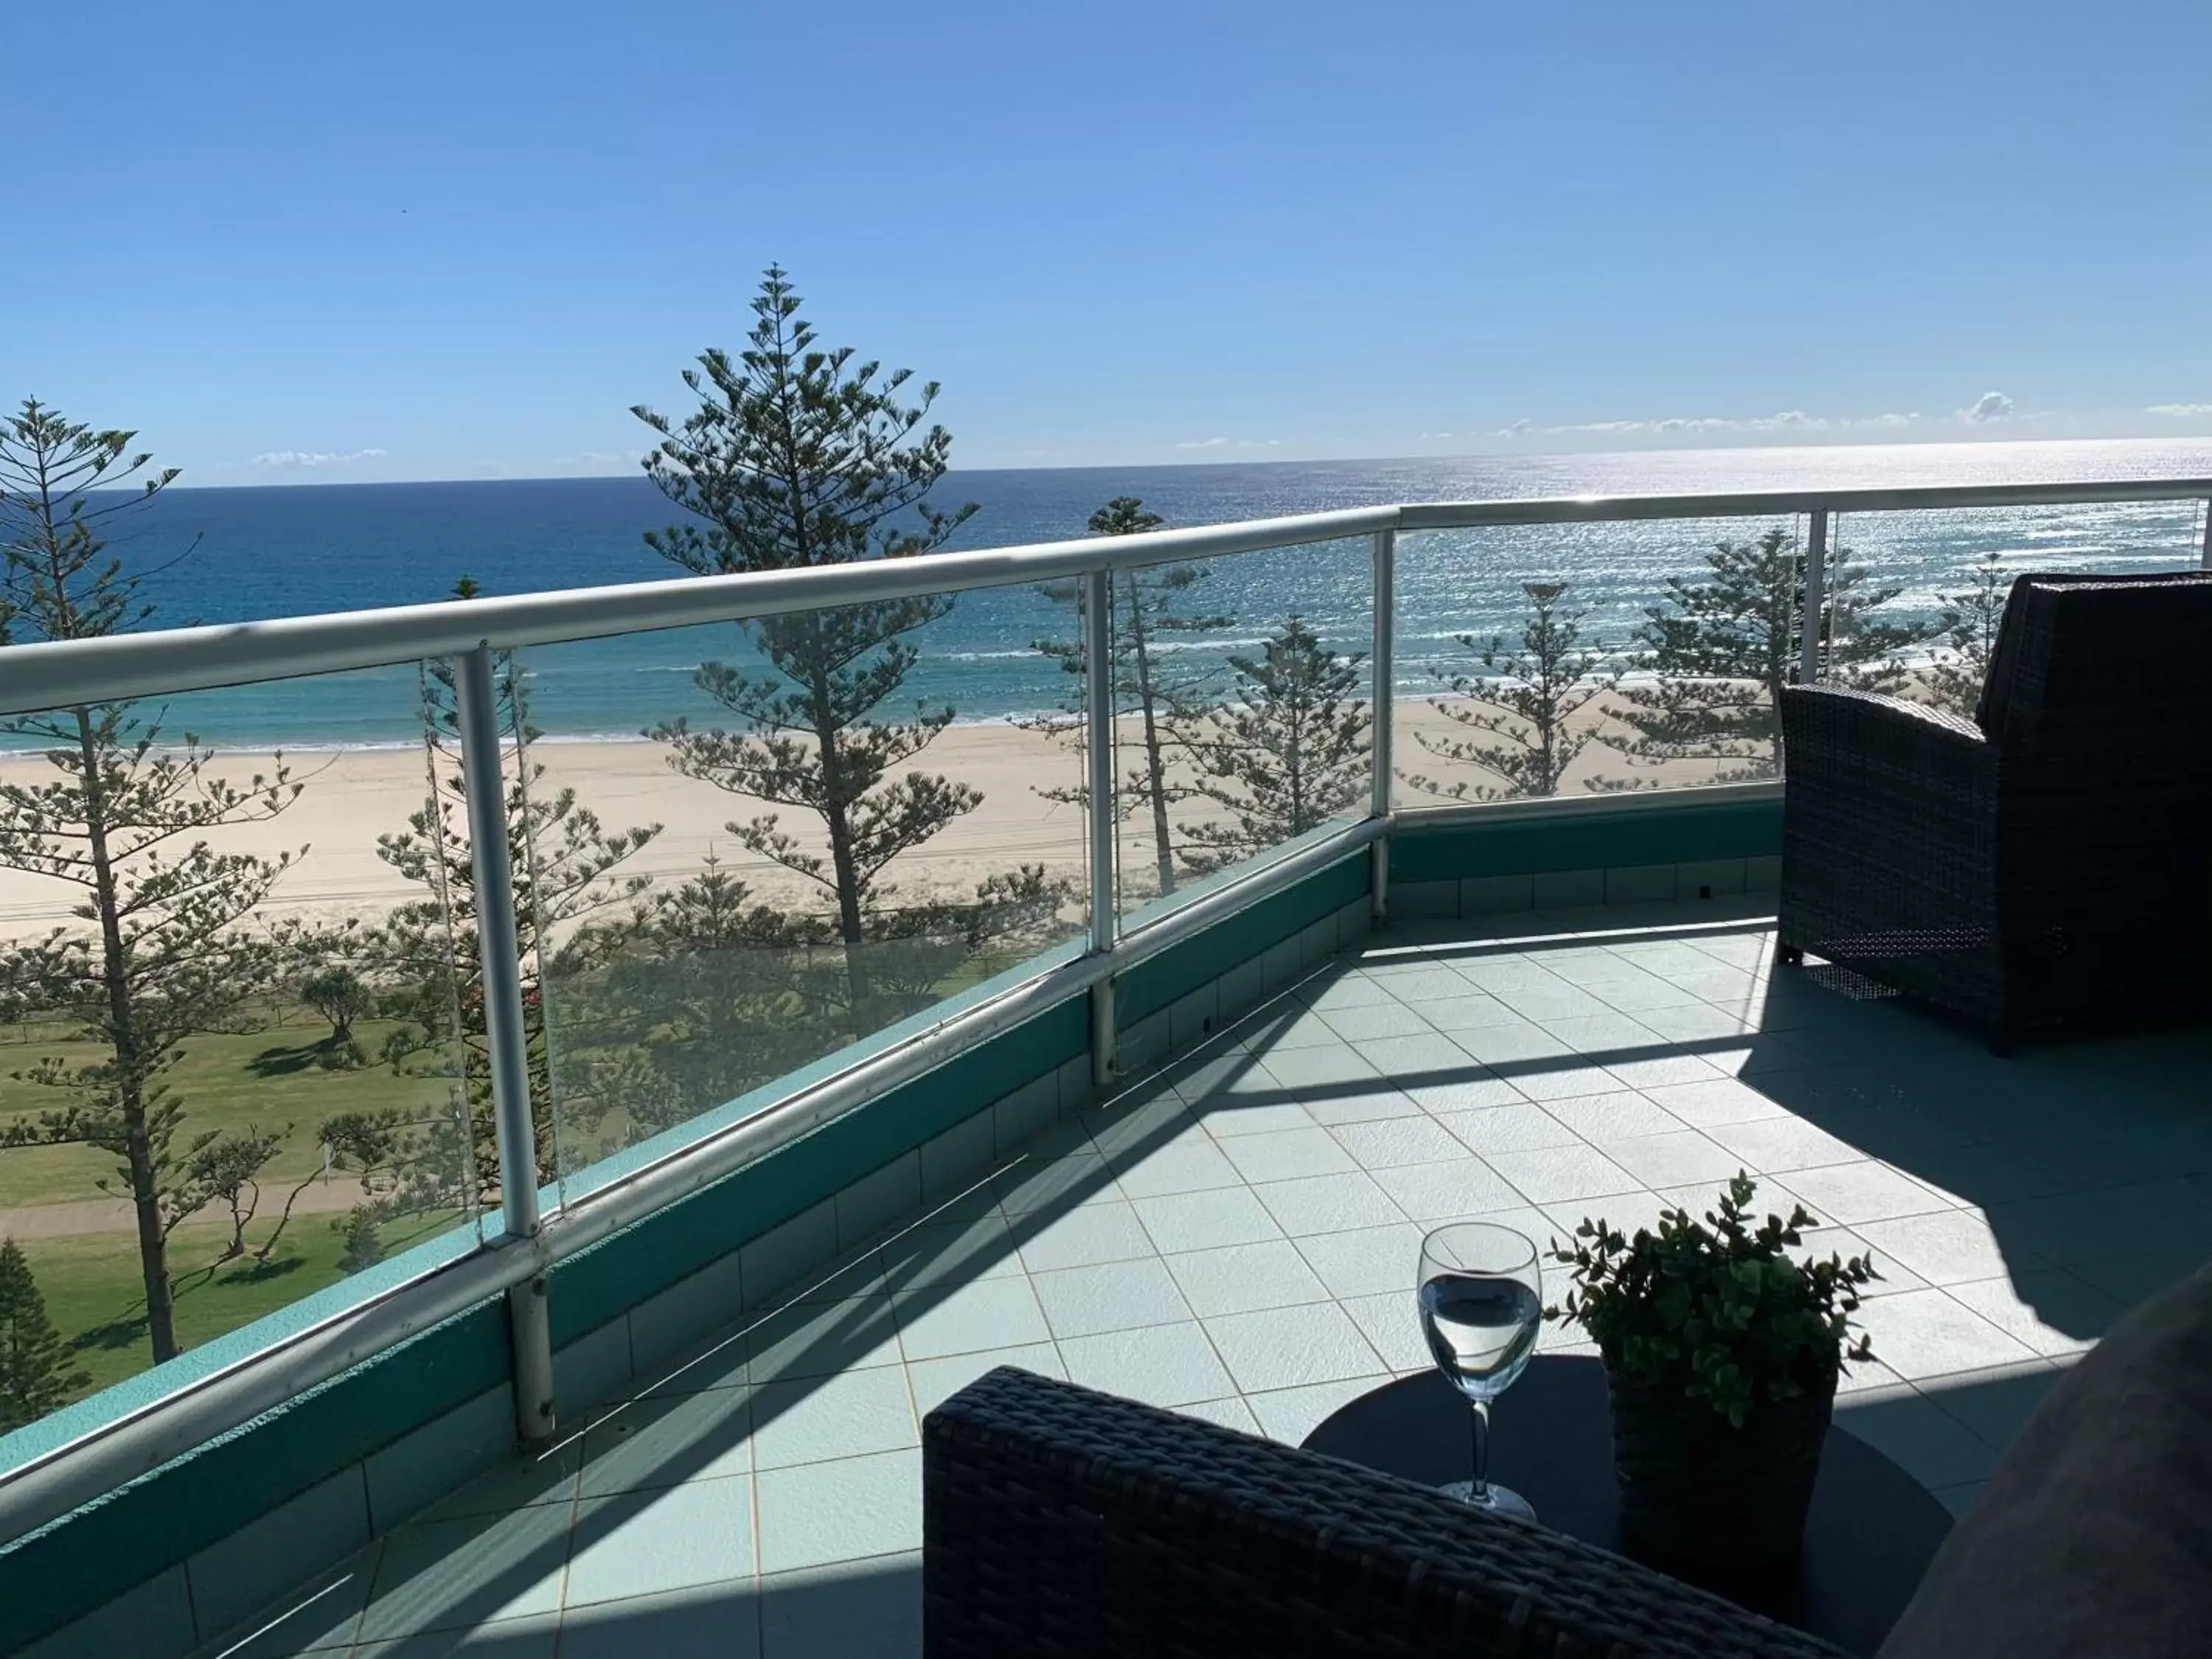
{"left": 1416, "top": 1222, "right": 1543, "bottom": 1520}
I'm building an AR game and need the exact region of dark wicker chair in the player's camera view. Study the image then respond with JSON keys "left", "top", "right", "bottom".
{"left": 923, "top": 1366, "right": 1848, "bottom": 1658}
{"left": 1778, "top": 571, "right": 2212, "bottom": 1048}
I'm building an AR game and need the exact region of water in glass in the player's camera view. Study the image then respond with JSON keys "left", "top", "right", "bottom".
{"left": 1416, "top": 1222, "right": 1542, "bottom": 1520}
{"left": 1419, "top": 1275, "right": 1542, "bottom": 1400}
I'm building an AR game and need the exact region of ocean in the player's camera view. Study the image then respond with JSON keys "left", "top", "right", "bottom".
{"left": 52, "top": 437, "right": 2212, "bottom": 749}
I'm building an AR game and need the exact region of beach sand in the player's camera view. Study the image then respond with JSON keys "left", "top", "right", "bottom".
{"left": 0, "top": 701, "right": 1745, "bottom": 939}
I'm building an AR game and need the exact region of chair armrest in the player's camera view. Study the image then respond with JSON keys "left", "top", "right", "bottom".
{"left": 1777, "top": 687, "right": 2000, "bottom": 987}
{"left": 1781, "top": 686, "right": 1992, "bottom": 794}
{"left": 923, "top": 1366, "right": 1848, "bottom": 1659}
{"left": 1780, "top": 687, "right": 1997, "bottom": 863}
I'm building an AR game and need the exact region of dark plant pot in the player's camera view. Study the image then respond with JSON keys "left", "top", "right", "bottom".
{"left": 1604, "top": 1355, "right": 1837, "bottom": 1586}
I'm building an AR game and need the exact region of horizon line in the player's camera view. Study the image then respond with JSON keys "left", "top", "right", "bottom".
{"left": 155, "top": 428, "right": 2212, "bottom": 492}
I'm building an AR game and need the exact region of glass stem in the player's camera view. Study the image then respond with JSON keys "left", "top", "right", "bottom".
{"left": 1468, "top": 1398, "right": 1492, "bottom": 1503}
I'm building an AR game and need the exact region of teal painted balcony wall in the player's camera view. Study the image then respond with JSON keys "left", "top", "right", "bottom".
{"left": 1389, "top": 796, "right": 1782, "bottom": 886}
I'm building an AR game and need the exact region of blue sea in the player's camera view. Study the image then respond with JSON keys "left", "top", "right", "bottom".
{"left": 72, "top": 437, "right": 2212, "bottom": 748}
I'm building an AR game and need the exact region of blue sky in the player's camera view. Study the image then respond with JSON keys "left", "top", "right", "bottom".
{"left": 9, "top": 0, "right": 2211, "bottom": 484}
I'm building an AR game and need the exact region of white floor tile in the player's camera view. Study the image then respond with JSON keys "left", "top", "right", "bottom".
{"left": 1484, "top": 1144, "right": 1643, "bottom": 1205}
{"left": 1164, "top": 1240, "right": 1331, "bottom": 1318}
{"left": 891, "top": 1278, "right": 1052, "bottom": 1360}
{"left": 1292, "top": 1222, "right": 1425, "bottom": 1300}
{"left": 1031, "top": 1257, "right": 1192, "bottom": 1339}
{"left": 754, "top": 1451, "right": 923, "bottom": 1576}
{"left": 1251, "top": 1172, "right": 1407, "bottom": 1237}
{"left": 1203, "top": 1302, "right": 1384, "bottom": 1392}
{"left": 1057, "top": 1322, "right": 1237, "bottom": 1408}
{"left": 1130, "top": 1186, "right": 1285, "bottom": 1253}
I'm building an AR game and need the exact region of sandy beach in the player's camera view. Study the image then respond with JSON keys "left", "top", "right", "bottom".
{"left": 0, "top": 702, "right": 1743, "bottom": 939}
{"left": 0, "top": 724, "right": 1099, "bottom": 938}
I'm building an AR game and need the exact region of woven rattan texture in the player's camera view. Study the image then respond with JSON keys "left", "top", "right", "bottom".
{"left": 922, "top": 1366, "right": 1848, "bottom": 1659}
{"left": 1780, "top": 572, "right": 2212, "bottom": 1044}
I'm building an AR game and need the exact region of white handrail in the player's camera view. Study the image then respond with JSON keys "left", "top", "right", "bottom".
{"left": 1397, "top": 476, "right": 2212, "bottom": 529}
{"left": 0, "top": 506, "right": 1398, "bottom": 717}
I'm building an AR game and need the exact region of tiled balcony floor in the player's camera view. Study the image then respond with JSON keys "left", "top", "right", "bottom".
{"left": 206, "top": 899, "right": 2212, "bottom": 1658}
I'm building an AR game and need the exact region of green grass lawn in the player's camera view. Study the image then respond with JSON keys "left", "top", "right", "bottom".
{"left": 18, "top": 1207, "right": 465, "bottom": 1400}
{"left": 0, "top": 1018, "right": 452, "bottom": 1211}
{"left": 0, "top": 1013, "right": 469, "bottom": 1405}
{"left": 0, "top": 935, "right": 1051, "bottom": 1414}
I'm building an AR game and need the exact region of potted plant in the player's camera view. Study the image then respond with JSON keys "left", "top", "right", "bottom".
{"left": 1546, "top": 1172, "right": 1877, "bottom": 1582}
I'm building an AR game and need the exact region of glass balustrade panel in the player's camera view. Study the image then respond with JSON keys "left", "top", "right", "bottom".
{"left": 0, "top": 661, "right": 477, "bottom": 1437}
{"left": 518, "top": 581, "right": 1092, "bottom": 1201}
{"left": 1111, "top": 535, "right": 1376, "bottom": 935}
{"left": 1815, "top": 498, "right": 2209, "bottom": 719}
{"left": 1392, "top": 513, "right": 1865, "bottom": 801}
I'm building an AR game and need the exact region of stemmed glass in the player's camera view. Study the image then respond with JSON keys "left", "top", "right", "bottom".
{"left": 1416, "top": 1222, "right": 1543, "bottom": 1520}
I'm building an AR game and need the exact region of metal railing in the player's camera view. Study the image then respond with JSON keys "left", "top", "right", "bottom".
{"left": 0, "top": 474, "right": 2206, "bottom": 1545}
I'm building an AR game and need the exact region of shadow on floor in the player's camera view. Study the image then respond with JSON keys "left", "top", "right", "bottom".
{"left": 1368, "top": 911, "right": 2212, "bottom": 1346}
{"left": 206, "top": 903, "right": 2208, "bottom": 1657}
{"left": 215, "top": 1534, "right": 917, "bottom": 1658}
{"left": 557, "top": 1554, "right": 919, "bottom": 1659}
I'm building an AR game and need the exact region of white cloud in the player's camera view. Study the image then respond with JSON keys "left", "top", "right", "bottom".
{"left": 249, "top": 448, "right": 388, "bottom": 468}
{"left": 1959, "top": 391, "right": 2014, "bottom": 424}
{"left": 1173, "top": 436, "right": 1280, "bottom": 451}
{"left": 1175, "top": 437, "right": 1228, "bottom": 450}
{"left": 2148, "top": 403, "right": 2212, "bottom": 418}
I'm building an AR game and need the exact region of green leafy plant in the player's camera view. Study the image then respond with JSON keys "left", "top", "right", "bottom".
{"left": 1545, "top": 1172, "right": 1876, "bottom": 1427}
{"left": 335, "top": 1206, "right": 386, "bottom": 1274}
{"left": 0, "top": 399, "right": 309, "bottom": 1365}
{"left": 632, "top": 264, "right": 982, "bottom": 1026}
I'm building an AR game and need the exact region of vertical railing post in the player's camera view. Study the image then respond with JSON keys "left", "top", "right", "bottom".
{"left": 1798, "top": 509, "right": 1831, "bottom": 687}
{"left": 1368, "top": 526, "right": 1397, "bottom": 925}
{"left": 2198, "top": 499, "right": 2211, "bottom": 570}
{"left": 1084, "top": 567, "right": 1119, "bottom": 1089}
{"left": 453, "top": 644, "right": 557, "bottom": 1448}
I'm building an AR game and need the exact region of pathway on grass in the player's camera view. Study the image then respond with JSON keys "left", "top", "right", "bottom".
{"left": 0, "top": 1175, "right": 372, "bottom": 1239}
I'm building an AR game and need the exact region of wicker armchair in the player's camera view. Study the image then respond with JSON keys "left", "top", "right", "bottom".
{"left": 923, "top": 1366, "right": 1848, "bottom": 1659}
{"left": 1778, "top": 571, "right": 2212, "bottom": 1048}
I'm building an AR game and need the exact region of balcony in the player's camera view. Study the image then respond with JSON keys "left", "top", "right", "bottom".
{"left": 2, "top": 479, "right": 2208, "bottom": 1658}
{"left": 107, "top": 891, "right": 2212, "bottom": 1658}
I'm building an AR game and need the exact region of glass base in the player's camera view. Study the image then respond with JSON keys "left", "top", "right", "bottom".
{"left": 1439, "top": 1480, "right": 1537, "bottom": 1522}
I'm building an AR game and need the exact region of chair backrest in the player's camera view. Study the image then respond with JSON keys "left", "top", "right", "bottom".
{"left": 1974, "top": 571, "right": 2212, "bottom": 759}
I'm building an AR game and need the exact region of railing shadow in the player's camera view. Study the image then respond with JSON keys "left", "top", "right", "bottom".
{"left": 214, "top": 905, "right": 2212, "bottom": 1654}
{"left": 226, "top": 1074, "right": 1155, "bottom": 1650}
{"left": 218, "top": 1540, "right": 917, "bottom": 1656}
